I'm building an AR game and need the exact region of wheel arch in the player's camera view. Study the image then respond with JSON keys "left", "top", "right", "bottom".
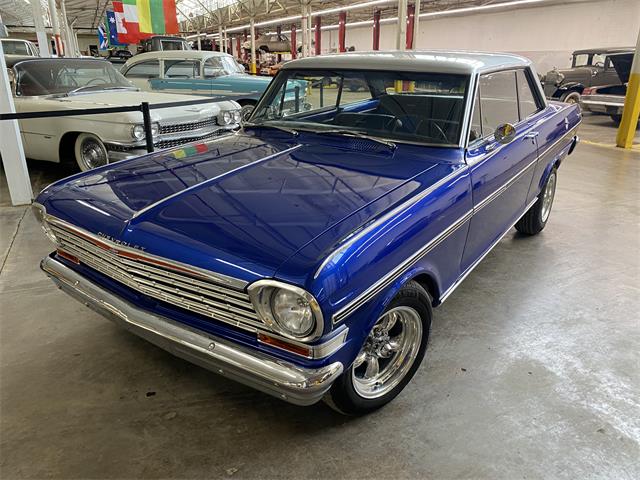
{"left": 58, "top": 131, "right": 81, "bottom": 164}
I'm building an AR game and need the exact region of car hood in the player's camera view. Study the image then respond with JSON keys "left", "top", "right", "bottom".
{"left": 609, "top": 53, "right": 633, "bottom": 84}
{"left": 37, "top": 131, "right": 462, "bottom": 282}
{"left": 51, "top": 89, "right": 218, "bottom": 106}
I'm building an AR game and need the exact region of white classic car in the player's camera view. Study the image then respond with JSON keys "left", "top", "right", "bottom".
{"left": 6, "top": 57, "right": 241, "bottom": 171}
{"left": 1, "top": 38, "right": 39, "bottom": 57}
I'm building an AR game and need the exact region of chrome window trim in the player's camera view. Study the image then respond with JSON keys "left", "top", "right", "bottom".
{"left": 332, "top": 209, "right": 473, "bottom": 324}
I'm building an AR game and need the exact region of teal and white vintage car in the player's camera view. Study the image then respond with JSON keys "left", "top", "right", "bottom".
{"left": 121, "top": 50, "right": 272, "bottom": 116}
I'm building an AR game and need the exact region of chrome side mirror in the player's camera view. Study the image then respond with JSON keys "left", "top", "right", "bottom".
{"left": 6, "top": 68, "right": 16, "bottom": 95}
{"left": 494, "top": 123, "right": 516, "bottom": 144}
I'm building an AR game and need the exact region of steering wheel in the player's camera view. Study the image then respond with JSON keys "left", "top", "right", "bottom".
{"left": 432, "top": 122, "right": 449, "bottom": 143}
{"left": 85, "top": 78, "right": 108, "bottom": 86}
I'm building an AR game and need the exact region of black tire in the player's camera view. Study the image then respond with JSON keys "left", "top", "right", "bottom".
{"left": 560, "top": 91, "right": 580, "bottom": 104}
{"left": 610, "top": 114, "right": 622, "bottom": 125}
{"left": 324, "top": 281, "right": 432, "bottom": 415}
{"left": 515, "top": 167, "right": 558, "bottom": 235}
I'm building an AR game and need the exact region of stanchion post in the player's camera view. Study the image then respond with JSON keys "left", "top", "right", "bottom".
{"left": 141, "top": 102, "right": 154, "bottom": 153}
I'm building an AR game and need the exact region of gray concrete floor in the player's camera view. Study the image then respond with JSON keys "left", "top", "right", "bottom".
{"left": 1, "top": 115, "right": 639, "bottom": 479}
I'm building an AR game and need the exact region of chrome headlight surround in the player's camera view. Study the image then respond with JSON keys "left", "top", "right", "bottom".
{"left": 131, "top": 123, "right": 159, "bottom": 140}
{"left": 31, "top": 202, "right": 57, "bottom": 244}
{"left": 218, "top": 109, "right": 241, "bottom": 126}
{"left": 247, "top": 280, "right": 324, "bottom": 342}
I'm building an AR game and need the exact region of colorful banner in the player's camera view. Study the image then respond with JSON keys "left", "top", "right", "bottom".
{"left": 106, "top": 11, "right": 126, "bottom": 46}
{"left": 112, "top": 0, "right": 179, "bottom": 43}
{"left": 97, "top": 22, "right": 108, "bottom": 50}
{"left": 113, "top": 1, "right": 132, "bottom": 44}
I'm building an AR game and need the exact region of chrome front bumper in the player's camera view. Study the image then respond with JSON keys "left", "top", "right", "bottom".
{"left": 41, "top": 256, "right": 343, "bottom": 406}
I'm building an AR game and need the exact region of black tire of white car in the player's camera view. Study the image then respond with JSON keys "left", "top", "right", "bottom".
{"left": 74, "top": 133, "right": 109, "bottom": 172}
{"left": 560, "top": 91, "right": 580, "bottom": 104}
{"left": 515, "top": 168, "right": 557, "bottom": 235}
{"left": 324, "top": 281, "right": 432, "bottom": 415}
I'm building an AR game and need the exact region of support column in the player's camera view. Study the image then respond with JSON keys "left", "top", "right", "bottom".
{"left": 218, "top": 23, "right": 223, "bottom": 52}
{"left": 405, "top": 3, "right": 415, "bottom": 50}
{"left": 413, "top": 0, "right": 420, "bottom": 50}
{"left": 29, "top": 0, "right": 51, "bottom": 57}
{"left": 47, "top": 0, "right": 63, "bottom": 56}
{"left": 338, "top": 11, "right": 346, "bottom": 53}
{"left": 250, "top": 17, "right": 257, "bottom": 74}
{"left": 300, "top": 4, "right": 307, "bottom": 57}
{"left": 290, "top": 23, "right": 297, "bottom": 59}
{"left": 243, "top": 29, "right": 248, "bottom": 61}
{"left": 0, "top": 39, "right": 33, "bottom": 205}
{"left": 616, "top": 29, "right": 640, "bottom": 149}
{"left": 236, "top": 36, "right": 241, "bottom": 58}
{"left": 396, "top": 0, "right": 407, "bottom": 51}
{"left": 197, "top": 31, "right": 201, "bottom": 50}
{"left": 60, "top": 0, "right": 75, "bottom": 57}
{"left": 372, "top": 10, "right": 380, "bottom": 51}
{"left": 276, "top": 25, "right": 282, "bottom": 62}
{"left": 314, "top": 16, "right": 321, "bottom": 56}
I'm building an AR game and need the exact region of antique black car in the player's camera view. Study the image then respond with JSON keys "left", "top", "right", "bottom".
{"left": 541, "top": 47, "right": 634, "bottom": 104}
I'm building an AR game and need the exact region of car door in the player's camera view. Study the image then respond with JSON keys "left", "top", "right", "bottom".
{"left": 461, "top": 69, "right": 540, "bottom": 272}
{"left": 122, "top": 60, "right": 160, "bottom": 91}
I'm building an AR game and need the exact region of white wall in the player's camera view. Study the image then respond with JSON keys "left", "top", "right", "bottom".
{"left": 321, "top": 0, "right": 640, "bottom": 74}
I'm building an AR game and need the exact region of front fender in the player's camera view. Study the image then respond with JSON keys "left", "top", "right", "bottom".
{"left": 556, "top": 82, "right": 584, "bottom": 94}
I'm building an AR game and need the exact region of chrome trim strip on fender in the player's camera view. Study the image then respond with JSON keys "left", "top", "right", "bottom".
{"left": 41, "top": 256, "right": 343, "bottom": 406}
{"left": 332, "top": 209, "right": 473, "bottom": 324}
{"left": 473, "top": 156, "right": 539, "bottom": 213}
{"left": 315, "top": 167, "right": 465, "bottom": 279}
{"left": 438, "top": 196, "right": 539, "bottom": 304}
{"left": 131, "top": 144, "right": 303, "bottom": 220}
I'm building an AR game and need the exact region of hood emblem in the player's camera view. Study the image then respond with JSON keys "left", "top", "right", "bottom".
{"left": 97, "top": 232, "right": 146, "bottom": 251}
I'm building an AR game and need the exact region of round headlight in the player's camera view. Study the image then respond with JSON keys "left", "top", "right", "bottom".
{"left": 131, "top": 124, "right": 145, "bottom": 140}
{"left": 151, "top": 122, "right": 159, "bottom": 137}
{"left": 221, "top": 110, "right": 233, "bottom": 125}
{"left": 247, "top": 280, "right": 323, "bottom": 341}
{"left": 232, "top": 110, "right": 241, "bottom": 123}
{"left": 270, "top": 289, "right": 314, "bottom": 337}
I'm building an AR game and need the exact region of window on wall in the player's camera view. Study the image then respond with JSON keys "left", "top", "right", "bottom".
{"left": 124, "top": 60, "right": 159, "bottom": 78}
{"left": 478, "top": 70, "right": 519, "bottom": 137}
{"left": 516, "top": 69, "right": 541, "bottom": 119}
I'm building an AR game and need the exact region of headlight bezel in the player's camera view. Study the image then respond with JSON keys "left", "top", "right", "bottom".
{"left": 31, "top": 202, "right": 57, "bottom": 244}
{"left": 218, "top": 109, "right": 241, "bottom": 126}
{"left": 247, "top": 280, "right": 324, "bottom": 342}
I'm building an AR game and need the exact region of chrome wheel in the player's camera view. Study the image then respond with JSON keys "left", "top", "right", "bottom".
{"left": 75, "top": 133, "right": 108, "bottom": 171}
{"left": 352, "top": 306, "right": 423, "bottom": 399}
{"left": 541, "top": 171, "right": 556, "bottom": 222}
{"left": 563, "top": 92, "right": 580, "bottom": 104}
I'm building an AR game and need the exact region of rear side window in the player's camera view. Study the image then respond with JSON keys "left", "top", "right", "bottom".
{"left": 164, "top": 59, "right": 199, "bottom": 78}
{"left": 478, "top": 70, "right": 519, "bottom": 137}
{"left": 516, "top": 69, "right": 541, "bottom": 119}
{"left": 124, "top": 60, "right": 159, "bottom": 78}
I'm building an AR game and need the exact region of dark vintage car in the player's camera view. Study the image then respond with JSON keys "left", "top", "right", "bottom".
{"left": 34, "top": 51, "right": 581, "bottom": 415}
{"left": 541, "top": 47, "right": 634, "bottom": 104}
{"left": 580, "top": 52, "right": 637, "bottom": 125}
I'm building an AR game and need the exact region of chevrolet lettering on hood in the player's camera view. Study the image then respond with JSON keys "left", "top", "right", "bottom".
{"left": 34, "top": 51, "right": 581, "bottom": 415}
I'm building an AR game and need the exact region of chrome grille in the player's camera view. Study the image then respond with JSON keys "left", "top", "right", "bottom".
{"left": 159, "top": 118, "right": 217, "bottom": 134}
{"left": 156, "top": 130, "right": 228, "bottom": 149}
{"left": 49, "top": 222, "right": 262, "bottom": 332}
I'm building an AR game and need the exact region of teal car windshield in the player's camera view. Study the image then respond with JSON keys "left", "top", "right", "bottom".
{"left": 250, "top": 69, "right": 469, "bottom": 146}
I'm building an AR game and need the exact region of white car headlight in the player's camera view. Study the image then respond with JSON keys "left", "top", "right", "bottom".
{"left": 131, "top": 123, "right": 159, "bottom": 140}
{"left": 247, "top": 280, "right": 323, "bottom": 341}
{"left": 31, "top": 203, "right": 57, "bottom": 244}
{"left": 218, "top": 109, "right": 241, "bottom": 126}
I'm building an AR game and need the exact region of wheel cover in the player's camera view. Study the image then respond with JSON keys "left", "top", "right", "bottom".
{"left": 80, "top": 137, "right": 107, "bottom": 170}
{"left": 351, "top": 306, "right": 423, "bottom": 399}
{"left": 565, "top": 93, "right": 579, "bottom": 104}
{"left": 541, "top": 171, "right": 556, "bottom": 222}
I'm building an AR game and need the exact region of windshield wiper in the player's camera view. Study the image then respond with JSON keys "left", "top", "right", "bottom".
{"left": 243, "top": 122, "right": 299, "bottom": 136}
{"left": 315, "top": 129, "right": 396, "bottom": 150}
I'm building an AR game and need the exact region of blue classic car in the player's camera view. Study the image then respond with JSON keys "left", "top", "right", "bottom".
{"left": 120, "top": 50, "right": 272, "bottom": 116}
{"left": 35, "top": 51, "right": 581, "bottom": 415}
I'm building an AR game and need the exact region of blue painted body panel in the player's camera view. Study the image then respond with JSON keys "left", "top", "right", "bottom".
{"left": 149, "top": 73, "right": 271, "bottom": 102}
{"left": 37, "top": 93, "right": 581, "bottom": 372}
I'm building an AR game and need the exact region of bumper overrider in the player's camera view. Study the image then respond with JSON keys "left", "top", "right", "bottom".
{"left": 41, "top": 256, "right": 343, "bottom": 406}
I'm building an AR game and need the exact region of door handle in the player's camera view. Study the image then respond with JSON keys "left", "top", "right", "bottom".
{"left": 524, "top": 131, "right": 539, "bottom": 139}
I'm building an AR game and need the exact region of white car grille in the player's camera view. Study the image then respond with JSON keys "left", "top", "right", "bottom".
{"left": 49, "top": 221, "right": 262, "bottom": 332}
{"left": 159, "top": 118, "right": 218, "bottom": 134}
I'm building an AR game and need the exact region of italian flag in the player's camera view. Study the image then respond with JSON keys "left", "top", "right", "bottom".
{"left": 115, "top": 0, "right": 179, "bottom": 43}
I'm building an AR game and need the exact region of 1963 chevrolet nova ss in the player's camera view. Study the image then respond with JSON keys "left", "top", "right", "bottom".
{"left": 34, "top": 51, "right": 581, "bottom": 415}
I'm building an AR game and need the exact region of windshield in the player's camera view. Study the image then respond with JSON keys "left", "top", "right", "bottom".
{"left": 250, "top": 69, "right": 469, "bottom": 146}
{"left": 14, "top": 59, "right": 135, "bottom": 96}
{"left": 2, "top": 40, "right": 33, "bottom": 56}
{"left": 204, "top": 56, "right": 245, "bottom": 77}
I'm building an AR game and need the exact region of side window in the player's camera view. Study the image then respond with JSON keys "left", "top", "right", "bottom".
{"left": 469, "top": 92, "right": 482, "bottom": 142}
{"left": 478, "top": 71, "right": 519, "bottom": 137}
{"left": 164, "top": 60, "right": 199, "bottom": 78}
{"left": 124, "top": 60, "right": 159, "bottom": 79}
{"left": 516, "top": 69, "right": 541, "bottom": 120}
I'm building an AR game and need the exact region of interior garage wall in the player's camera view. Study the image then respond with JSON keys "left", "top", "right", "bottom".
{"left": 322, "top": 0, "right": 640, "bottom": 74}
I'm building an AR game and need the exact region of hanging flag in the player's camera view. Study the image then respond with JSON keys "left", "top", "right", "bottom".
{"left": 97, "top": 22, "right": 109, "bottom": 50}
{"left": 106, "top": 10, "right": 126, "bottom": 46}
{"left": 112, "top": 2, "right": 132, "bottom": 44}
{"left": 115, "top": 0, "right": 177, "bottom": 42}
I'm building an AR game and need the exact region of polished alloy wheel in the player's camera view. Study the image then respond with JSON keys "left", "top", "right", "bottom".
{"left": 78, "top": 136, "right": 108, "bottom": 170}
{"left": 541, "top": 171, "right": 557, "bottom": 222}
{"left": 351, "top": 306, "right": 423, "bottom": 399}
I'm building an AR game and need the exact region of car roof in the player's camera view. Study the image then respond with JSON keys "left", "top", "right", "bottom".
{"left": 4, "top": 57, "right": 106, "bottom": 68}
{"left": 282, "top": 50, "right": 531, "bottom": 75}
{"left": 126, "top": 50, "right": 233, "bottom": 63}
{"left": 572, "top": 47, "right": 635, "bottom": 55}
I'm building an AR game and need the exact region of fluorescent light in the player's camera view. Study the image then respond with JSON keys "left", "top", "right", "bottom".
{"left": 419, "top": 0, "right": 548, "bottom": 18}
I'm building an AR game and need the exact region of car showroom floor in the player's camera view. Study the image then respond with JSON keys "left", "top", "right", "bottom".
{"left": 1, "top": 115, "right": 638, "bottom": 479}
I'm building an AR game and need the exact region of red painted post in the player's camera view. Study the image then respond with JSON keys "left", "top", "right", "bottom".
{"left": 338, "top": 11, "right": 346, "bottom": 53}
{"left": 406, "top": 4, "right": 415, "bottom": 50}
{"left": 314, "top": 16, "right": 321, "bottom": 55}
{"left": 291, "top": 24, "right": 297, "bottom": 59}
{"left": 276, "top": 25, "right": 282, "bottom": 62}
{"left": 236, "top": 36, "right": 241, "bottom": 59}
{"left": 373, "top": 10, "right": 380, "bottom": 50}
